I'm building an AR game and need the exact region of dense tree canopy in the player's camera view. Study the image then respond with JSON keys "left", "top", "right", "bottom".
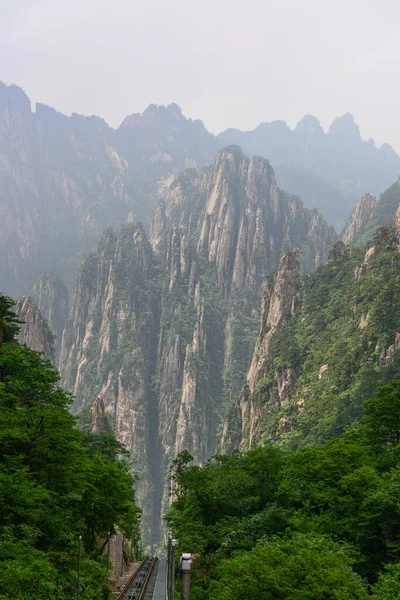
{"left": 0, "top": 296, "right": 140, "bottom": 599}
{"left": 167, "top": 381, "right": 400, "bottom": 598}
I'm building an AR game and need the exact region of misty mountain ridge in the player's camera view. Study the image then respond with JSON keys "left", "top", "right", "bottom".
{"left": 1, "top": 80, "right": 399, "bottom": 298}
{"left": 220, "top": 113, "right": 400, "bottom": 226}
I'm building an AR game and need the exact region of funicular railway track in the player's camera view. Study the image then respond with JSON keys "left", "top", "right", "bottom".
{"left": 117, "top": 556, "right": 159, "bottom": 600}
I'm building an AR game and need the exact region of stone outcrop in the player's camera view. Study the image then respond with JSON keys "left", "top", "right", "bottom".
{"left": 328, "top": 241, "right": 350, "bottom": 262}
{"left": 89, "top": 395, "right": 113, "bottom": 435}
{"left": 341, "top": 178, "right": 400, "bottom": 246}
{"left": 220, "top": 250, "right": 301, "bottom": 452}
{"left": 247, "top": 250, "right": 301, "bottom": 391}
{"left": 342, "top": 194, "right": 377, "bottom": 244}
{"left": 14, "top": 297, "right": 55, "bottom": 363}
{"left": 394, "top": 202, "right": 400, "bottom": 248}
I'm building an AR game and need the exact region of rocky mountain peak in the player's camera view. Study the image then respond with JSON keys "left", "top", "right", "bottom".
{"left": 380, "top": 142, "right": 399, "bottom": 159}
{"left": 0, "top": 82, "right": 32, "bottom": 130}
{"left": 89, "top": 395, "right": 113, "bottom": 435}
{"left": 342, "top": 193, "right": 378, "bottom": 244}
{"left": 247, "top": 249, "right": 301, "bottom": 391}
{"left": 30, "top": 270, "right": 68, "bottom": 362}
{"left": 0, "top": 82, "right": 31, "bottom": 112}
{"left": 341, "top": 178, "right": 400, "bottom": 246}
{"left": 294, "top": 114, "right": 324, "bottom": 139}
{"left": 119, "top": 102, "right": 209, "bottom": 136}
{"left": 255, "top": 120, "right": 292, "bottom": 136}
{"left": 328, "top": 113, "right": 361, "bottom": 143}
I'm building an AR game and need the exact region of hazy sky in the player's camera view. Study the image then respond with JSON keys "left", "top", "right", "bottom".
{"left": 1, "top": 0, "right": 400, "bottom": 151}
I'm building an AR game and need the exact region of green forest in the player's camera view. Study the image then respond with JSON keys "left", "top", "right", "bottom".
{"left": 167, "top": 383, "right": 400, "bottom": 598}
{"left": 0, "top": 296, "right": 141, "bottom": 599}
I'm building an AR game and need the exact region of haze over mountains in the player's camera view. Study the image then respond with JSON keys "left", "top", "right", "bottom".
{"left": 3, "top": 80, "right": 400, "bottom": 546}
{"left": 1, "top": 82, "right": 400, "bottom": 297}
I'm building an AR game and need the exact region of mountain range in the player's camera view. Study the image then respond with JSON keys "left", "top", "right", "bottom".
{"left": 2, "top": 82, "right": 400, "bottom": 297}
{"left": 4, "top": 80, "right": 400, "bottom": 546}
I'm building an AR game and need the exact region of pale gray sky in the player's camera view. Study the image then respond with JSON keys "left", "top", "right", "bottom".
{"left": 1, "top": 0, "right": 400, "bottom": 150}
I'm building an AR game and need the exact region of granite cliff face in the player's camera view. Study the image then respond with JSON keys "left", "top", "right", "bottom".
{"left": 14, "top": 297, "right": 55, "bottom": 363}
{"left": 29, "top": 271, "right": 69, "bottom": 361}
{"left": 342, "top": 194, "right": 378, "bottom": 244}
{"left": 342, "top": 178, "right": 400, "bottom": 245}
{"left": 221, "top": 250, "right": 301, "bottom": 452}
{"left": 247, "top": 250, "right": 301, "bottom": 391}
{"left": 60, "top": 223, "right": 160, "bottom": 542}
{"left": 60, "top": 147, "right": 335, "bottom": 543}
{"left": 155, "top": 147, "right": 336, "bottom": 288}
{"left": 151, "top": 147, "right": 335, "bottom": 518}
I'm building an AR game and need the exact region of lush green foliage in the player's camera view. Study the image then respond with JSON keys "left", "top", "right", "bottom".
{"left": 0, "top": 296, "right": 140, "bottom": 599}
{"left": 167, "top": 383, "right": 400, "bottom": 598}
{"left": 0, "top": 295, "right": 20, "bottom": 343}
{"left": 245, "top": 228, "right": 400, "bottom": 448}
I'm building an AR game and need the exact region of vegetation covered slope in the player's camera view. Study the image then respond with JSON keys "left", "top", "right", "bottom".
{"left": 167, "top": 382, "right": 400, "bottom": 599}
{"left": 0, "top": 295, "right": 140, "bottom": 600}
{"left": 222, "top": 225, "right": 400, "bottom": 452}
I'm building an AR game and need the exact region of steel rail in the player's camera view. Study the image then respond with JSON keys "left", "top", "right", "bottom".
{"left": 116, "top": 556, "right": 158, "bottom": 600}
{"left": 138, "top": 557, "right": 158, "bottom": 600}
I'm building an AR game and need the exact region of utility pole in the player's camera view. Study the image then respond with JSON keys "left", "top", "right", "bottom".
{"left": 77, "top": 535, "right": 82, "bottom": 600}
{"left": 179, "top": 553, "right": 192, "bottom": 600}
{"left": 167, "top": 536, "right": 172, "bottom": 598}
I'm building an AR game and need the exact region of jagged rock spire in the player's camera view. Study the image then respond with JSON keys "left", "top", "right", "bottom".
{"left": 247, "top": 249, "right": 301, "bottom": 391}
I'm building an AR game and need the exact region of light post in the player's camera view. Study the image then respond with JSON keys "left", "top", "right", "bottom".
{"left": 167, "top": 536, "right": 172, "bottom": 598}
{"left": 169, "top": 539, "right": 176, "bottom": 600}
{"left": 167, "top": 538, "right": 176, "bottom": 600}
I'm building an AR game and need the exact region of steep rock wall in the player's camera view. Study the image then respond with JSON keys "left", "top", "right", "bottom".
{"left": 151, "top": 147, "right": 335, "bottom": 517}
{"left": 60, "top": 147, "right": 336, "bottom": 544}
{"left": 60, "top": 223, "right": 160, "bottom": 543}
{"left": 342, "top": 178, "right": 400, "bottom": 246}
{"left": 14, "top": 297, "right": 55, "bottom": 363}
{"left": 342, "top": 194, "right": 378, "bottom": 244}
